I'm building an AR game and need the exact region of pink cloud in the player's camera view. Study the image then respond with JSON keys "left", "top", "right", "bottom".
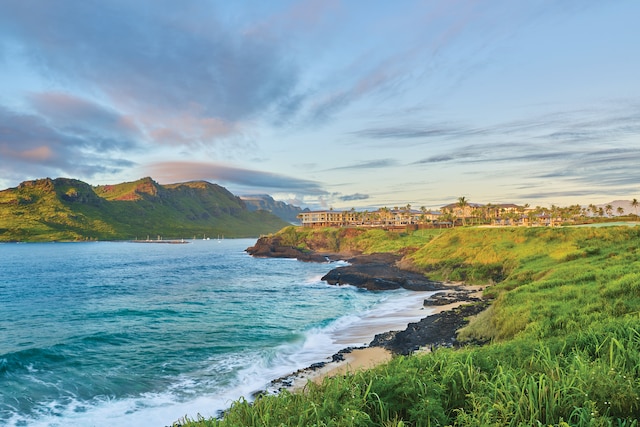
{"left": 0, "top": 145, "right": 55, "bottom": 162}
{"left": 145, "top": 160, "right": 326, "bottom": 195}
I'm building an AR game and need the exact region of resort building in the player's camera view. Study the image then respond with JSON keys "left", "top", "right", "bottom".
{"left": 298, "top": 208, "right": 442, "bottom": 228}
{"left": 298, "top": 201, "right": 572, "bottom": 228}
{"left": 297, "top": 210, "right": 349, "bottom": 227}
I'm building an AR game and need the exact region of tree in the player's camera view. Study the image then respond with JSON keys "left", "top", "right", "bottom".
{"left": 457, "top": 196, "right": 469, "bottom": 226}
{"left": 403, "top": 204, "right": 412, "bottom": 224}
{"left": 632, "top": 198, "right": 638, "bottom": 217}
{"left": 484, "top": 203, "right": 495, "bottom": 225}
{"left": 605, "top": 204, "right": 613, "bottom": 218}
{"left": 617, "top": 206, "right": 625, "bottom": 216}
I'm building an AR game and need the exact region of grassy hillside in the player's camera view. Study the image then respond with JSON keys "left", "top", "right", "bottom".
{"left": 0, "top": 177, "right": 288, "bottom": 241}
{"left": 181, "top": 225, "right": 640, "bottom": 426}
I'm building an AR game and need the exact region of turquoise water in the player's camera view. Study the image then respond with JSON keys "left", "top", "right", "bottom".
{"left": 0, "top": 240, "right": 435, "bottom": 426}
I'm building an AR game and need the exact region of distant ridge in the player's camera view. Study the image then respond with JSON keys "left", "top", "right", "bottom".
{"left": 0, "top": 177, "right": 289, "bottom": 241}
{"left": 240, "top": 194, "right": 306, "bottom": 224}
{"left": 590, "top": 200, "right": 639, "bottom": 217}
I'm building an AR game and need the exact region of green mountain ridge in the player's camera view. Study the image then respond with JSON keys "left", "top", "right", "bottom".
{"left": 0, "top": 177, "right": 289, "bottom": 241}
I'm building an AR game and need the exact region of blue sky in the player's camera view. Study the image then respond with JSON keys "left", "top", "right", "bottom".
{"left": 1, "top": 0, "right": 639, "bottom": 210}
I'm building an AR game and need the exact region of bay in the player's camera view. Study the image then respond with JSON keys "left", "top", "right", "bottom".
{"left": 0, "top": 239, "right": 435, "bottom": 426}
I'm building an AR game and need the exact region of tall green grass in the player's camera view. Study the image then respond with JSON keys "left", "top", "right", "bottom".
{"left": 179, "top": 319, "right": 640, "bottom": 427}
{"left": 179, "top": 225, "right": 640, "bottom": 427}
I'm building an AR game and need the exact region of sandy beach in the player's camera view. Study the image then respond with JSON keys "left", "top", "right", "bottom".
{"left": 276, "top": 284, "right": 486, "bottom": 392}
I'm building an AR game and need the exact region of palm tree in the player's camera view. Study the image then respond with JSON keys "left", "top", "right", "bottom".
{"left": 632, "top": 198, "right": 639, "bottom": 217}
{"left": 441, "top": 207, "right": 455, "bottom": 227}
{"left": 486, "top": 203, "right": 498, "bottom": 225}
{"left": 549, "top": 204, "right": 558, "bottom": 227}
{"left": 457, "top": 196, "right": 469, "bottom": 226}
{"left": 420, "top": 206, "right": 429, "bottom": 225}
{"left": 471, "top": 208, "right": 482, "bottom": 225}
{"left": 617, "top": 206, "right": 625, "bottom": 216}
{"left": 605, "top": 204, "right": 613, "bottom": 218}
{"left": 403, "top": 204, "right": 412, "bottom": 224}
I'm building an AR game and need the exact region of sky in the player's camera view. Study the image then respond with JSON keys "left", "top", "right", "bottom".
{"left": 0, "top": 0, "right": 639, "bottom": 210}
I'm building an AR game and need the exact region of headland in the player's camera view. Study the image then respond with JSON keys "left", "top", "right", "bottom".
{"left": 246, "top": 236, "right": 490, "bottom": 393}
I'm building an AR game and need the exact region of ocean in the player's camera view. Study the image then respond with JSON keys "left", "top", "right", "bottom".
{"left": 0, "top": 239, "right": 436, "bottom": 426}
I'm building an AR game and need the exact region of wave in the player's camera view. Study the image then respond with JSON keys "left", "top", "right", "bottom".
{"left": 2, "top": 289, "right": 437, "bottom": 427}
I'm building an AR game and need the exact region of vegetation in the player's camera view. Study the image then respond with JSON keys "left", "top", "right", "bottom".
{"left": 0, "top": 177, "right": 289, "bottom": 241}
{"left": 180, "top": 225, "right": 640, "bottom": 426}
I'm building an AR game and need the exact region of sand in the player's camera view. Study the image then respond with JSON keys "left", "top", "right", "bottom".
{"left": 282, "top": 283, "right": 485, "bottom": 392}
{"left": 294, "top": 347, "right": 393, "bottom": 389}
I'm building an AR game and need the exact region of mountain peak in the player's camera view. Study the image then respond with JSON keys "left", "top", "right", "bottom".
{"left": 95, "top": 177, "right": 162, "bottom": 201}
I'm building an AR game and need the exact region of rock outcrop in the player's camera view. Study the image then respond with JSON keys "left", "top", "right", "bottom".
{"left": 321, "top": 254, "right": 444, "bottom": 291}
{"left": 370, "top": 301, "right": 489, "bottom": 355}
{"left": 245, "top": 235, "right": 334, "bottom": 262}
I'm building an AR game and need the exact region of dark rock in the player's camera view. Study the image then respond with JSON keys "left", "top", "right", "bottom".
{"left": 321, "top": 257, "right": 444, "bottom": 291}
{"left": 245, "top": 236, "right": 330, "bottom": 262}
{"left": 424, "top": 289, "right": 482, "bottom": 306}
{"left": 369, "top": 331, "right": 399, "bottom": 347}
{"left": 332, "top": 353, "right": 345, "bottom": 362}
{"left": 371, "top": 301, "right": 490, "bottom": 355}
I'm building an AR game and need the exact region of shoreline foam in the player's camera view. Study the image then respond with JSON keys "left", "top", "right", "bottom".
{"left": 268, "top": 284, "right": 485, "bottom": 394}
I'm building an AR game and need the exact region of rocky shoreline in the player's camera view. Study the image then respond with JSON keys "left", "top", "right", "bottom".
{"left": 245, "top": 239, "right": 491, "bottom": 393}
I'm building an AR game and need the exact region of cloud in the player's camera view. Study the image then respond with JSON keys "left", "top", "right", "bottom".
{"left": 414, "top": 148, "right": 480, "bottom": 164}
{"left": 146, "top": 161, "right": 327, "bottom": 195}
{"left": 517, "top": 189, "right": 611, "bottom": 200}
{"left": 0, "top": 0, "right": 301, "bottom": 143}
{"left": 0, "top": 103, "right": 137, "bottom": 181}
{"left": 353, "top": 124, "right": 465, "bottom": 140}
{"left": 326, "top": 159, "right": 397, "bottom": 171}
{"left": 307, "top": 62, "right": 404, "bottom": 122}
{"left": 339, "top": 193, "right": 370, "bottom": 202}
{"left": 355, "top": 103, "right": 640, "bottom": 148}
{"left": 28, "top": 91, "right": 141, "bottom": 151}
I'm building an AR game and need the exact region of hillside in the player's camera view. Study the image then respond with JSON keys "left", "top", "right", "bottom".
{"left": 183, "top": 225, "right": 640, "bottom": 426}
{"left": 0, "top": 177, "right": 289, "bottom": 241}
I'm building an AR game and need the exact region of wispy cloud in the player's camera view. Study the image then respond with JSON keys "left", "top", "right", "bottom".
{"left": 356, "top": 103, "right": 640, "bottom": 148}
{"left": 339, "top": 193, "right": 370, "bottom": 202}
{"left": 146, "top": 161, "right": 327, "bottom": 195}
{"left": 326, "top": 159, "right": 398, "bottom": 171}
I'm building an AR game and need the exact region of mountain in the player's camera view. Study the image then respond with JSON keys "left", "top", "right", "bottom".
{"left": 0, "top": 177, "right": 289, "bottom": 241}
{"left": 589, "top": 200, "right": 639, "bottom": 217}
{"left": 240, "top": 194, "right": 305, "bottom": 224}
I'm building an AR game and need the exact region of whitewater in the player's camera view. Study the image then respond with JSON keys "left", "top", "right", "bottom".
{"left": 0, "top": 239, "right": 436, "bottom": 426}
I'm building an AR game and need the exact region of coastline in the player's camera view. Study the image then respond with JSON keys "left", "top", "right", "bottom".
{"left": 268, "top": 284, "right": 487, "bottom": 394}
{"left": 245, "top": 239, "right": 490, "bottom": 399}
